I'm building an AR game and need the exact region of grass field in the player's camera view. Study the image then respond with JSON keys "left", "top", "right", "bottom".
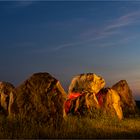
{"left": 0, "top": 113, "right": 140, "bottom": 139}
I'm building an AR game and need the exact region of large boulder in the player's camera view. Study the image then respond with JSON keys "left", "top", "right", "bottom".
{"left": 0, "top": 81, "right": 15, "bottom": 116}
{"left": 112, "top": 80, "right": 137, "bottom": 117}
{"left": 64, "top": 88, "right": 123, "bottom": 120}
{"left": 10, "top": 72, "right": 67, "bottom": 125}
{"left": 65, "top": 73, "right": 123, "bottom": 119}
{"left": 96, "top": 88, "right": 123, "bottom": 120}
{"left": 68, "top": 73, "right": 105, "bottom": 110}
{"left": 69, "top": 73, "right": 105, "bottom": 94}
{"left": 64, "top": 91, "right": 100, "bottom": 117}
{"left": 64, "top": 73, "right": 105, "bottom": 117}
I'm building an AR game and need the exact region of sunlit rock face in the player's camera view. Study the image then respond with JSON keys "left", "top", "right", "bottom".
{"left": 64, "top": 91, "right": 100, "bottom": 117}
{"left": 65, "top": 87, "right": 123, "bottom": 120}
{"left": 97, "top": 88, "right": 123, "bottom": 120}
{"left": 64, "top": 73, "right": 105, "bottom": 117}
{"left": 65, "top": 74, "right": 123, "bottom": 119}
{"left": 112, "top": 80, "right": 137, "bottom": 117}
{"left": 69, "top": 73, "right": 105, "bottom": 94}
{"left": 0, "top": 81, "right": 15, "bottom": 116}
{"left": 11, "top": 72, "right": 67, "bottom": 125}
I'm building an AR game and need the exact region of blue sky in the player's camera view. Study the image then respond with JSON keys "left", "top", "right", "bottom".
{"left": 0, "top": 1, "right": 140, "bottom": 99}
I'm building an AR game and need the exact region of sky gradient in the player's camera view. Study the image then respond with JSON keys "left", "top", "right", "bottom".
{"left": 0, "top": 1, "right": 140, "bottom": 99}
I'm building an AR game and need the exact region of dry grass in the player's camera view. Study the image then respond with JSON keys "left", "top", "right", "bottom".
{"left": 0, "top": 114, "right": 140, "bottom": 139}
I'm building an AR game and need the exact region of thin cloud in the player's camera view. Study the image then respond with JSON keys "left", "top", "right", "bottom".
{"left": 52, "top": 29, "right": 120, "bottom": 51}
{"left": 81, "top": 10, "right": 140, "bottom": 39}
{"left": 97, "top": 35, "right": 138, "bottom": 48}
{"left": 53, "top": 42, "right": 82, "bottom": 51}
{"left": 13, "top": 1, "right": 33, "bottom": 8}
{"left": 52, "top": 35, "right": 107, "bottom": 51}
{"left": 51, "top": 10, "right": 140, "bottom": 51}
{"left": 105, "top": 11, "right": 140, "bottom": 31}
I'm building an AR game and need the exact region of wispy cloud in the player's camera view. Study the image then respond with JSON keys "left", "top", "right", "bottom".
{"left": 80, "top": 10, "right": 140, "bottom": 39}
{"left": 52, "top": 31, "right": 118, "bottom": 51}
{"left": 18, "top": 1, "right": 33, "bottom": 7}
{"left": 51, "top": 27, "right": 120, "bottom": 51}
{"left": 105, "top": 11, "right": 140, "bottom": 31}
{"left": 97, "top": 35, "right": 138, "bottom": 48}
{"left": 52, "top": 10, "right": 140, "bottom": 51}
{"left": 12, "top": 1, "right": 33, "bottom": 8}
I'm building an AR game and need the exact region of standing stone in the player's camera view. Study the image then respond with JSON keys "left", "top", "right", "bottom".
{"left": 65, "top": 73, "right": 105, "bottom": 116}
{"left": 10, "top": 72, "right": 67, "bottom": 126}
{"left": 112, "top": 80, "right": 136, "bottom": 117}
{"left": 97, "top": 88, "right": 123, "bottom": 120}
{"left": 69, "top": 73, "right": 105, "bottom": 94}
{"left": 0, "top": 81, "right": 15, "bottom": 116}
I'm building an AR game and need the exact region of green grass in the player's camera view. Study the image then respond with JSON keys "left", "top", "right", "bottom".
{"left": 0, "top": 114, "right": 140, "bottom": 139}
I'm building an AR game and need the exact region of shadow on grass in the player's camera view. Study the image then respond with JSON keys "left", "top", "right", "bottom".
{"left": 0, "top": 114, "right": 140, "bottom": 139}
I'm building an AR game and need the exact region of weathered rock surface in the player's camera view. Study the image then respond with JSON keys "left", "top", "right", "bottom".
{"left": 112, "top": 80, "right": 137, "bottom": 117}
{"left": 65, "top": 73, "right": 105, "bottom": 117}
{"left": 10, "top": 72, "right": 67, "bottom": 125}
{"left": 96, "top": 88, "right": 123, "bottom": 120}
{"left": 68, "top": 73, "right": 105, "bottom": 94}
{"left": 65, "top": 87, "right": 123, "bottom": 119}
{"left": 64, "top": 91, "right": 100, "bottom": 117}
{"left": 1, "top": 72, "right": 135, "bottom": 122}
{"left": 65, "top": 73, "right": 124, "bottom": 119}
{"left": 0, "top": 81, "right": 15, "bottom": 116}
